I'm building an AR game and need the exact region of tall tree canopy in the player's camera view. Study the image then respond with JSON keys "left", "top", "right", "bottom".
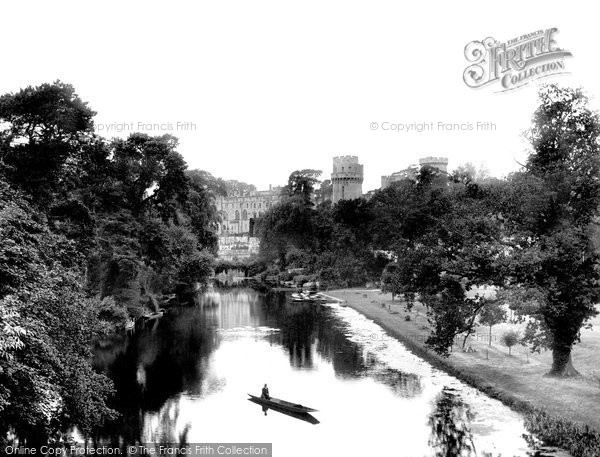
{"left": 503, "top": 85, "right": 600, "bottom": 376}
{"left": 0, "top": 81, "right": 97, "bottom": 203}
{"left": 283, "top": 169, "right": 322, "bottom": 203}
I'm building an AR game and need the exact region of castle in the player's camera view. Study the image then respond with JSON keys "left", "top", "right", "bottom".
{"left": 216, "top": 187, "right": 282, "bottom": 261}
{"left": 381, "top": 156, "right": 448, "bottom": 188}
{"left": 216, "top": 187, "right": 282, "bottom": 236}
{"left": 331, "top": 156, "right": 364, "bottom": 204}
{"left": 216, "top": 155, "right": 448, "bottom": 260}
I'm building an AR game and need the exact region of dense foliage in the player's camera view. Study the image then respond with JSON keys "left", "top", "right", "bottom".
{"left": 0, "top": 82, "right": 219, "bottom": 443}
{"left": 258, "top": 85, "right": 600, "bottom": 376}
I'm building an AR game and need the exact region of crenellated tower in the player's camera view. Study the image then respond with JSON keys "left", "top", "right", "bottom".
{"left": 331, "top": 156, "right": 363, "bottom": 203}
{"left": 418, "top": 156, "right": 448, "bottom": 174}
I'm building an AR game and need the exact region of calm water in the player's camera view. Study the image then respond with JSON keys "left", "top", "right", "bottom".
{"left": 93, "top": 289, "right": 569, "bottom": 457}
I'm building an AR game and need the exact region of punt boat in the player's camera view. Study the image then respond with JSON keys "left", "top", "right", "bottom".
{"left": 247, "top": 394, "right": 318, "bottom": 413}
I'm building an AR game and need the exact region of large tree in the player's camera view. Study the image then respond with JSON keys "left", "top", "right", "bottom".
{"left": 283, "top": 169, "right": 322, "bottom": 203}
{"left": 378, "top": 170, "right": 507, "bottom": 355}
{"left": 503, "top": 85, "right": 600, "bottom": 376}
{"left": 0, "top": 81, "right": 97, "bottom": 203}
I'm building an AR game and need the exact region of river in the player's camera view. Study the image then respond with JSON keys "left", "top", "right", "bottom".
{"left": 93, "top": 288, "right": 569, "bottom": 457}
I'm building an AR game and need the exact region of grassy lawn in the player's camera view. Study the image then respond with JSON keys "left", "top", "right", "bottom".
{"left": 326, "top": 288, "right": 600, "bottom": 432}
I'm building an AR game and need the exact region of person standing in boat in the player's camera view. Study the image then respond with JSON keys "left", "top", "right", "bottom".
{"left": 261, "top": 384, "right": 270, "bottom": 400}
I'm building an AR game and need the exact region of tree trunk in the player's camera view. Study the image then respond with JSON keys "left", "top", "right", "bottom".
{"left": 462, "top": 333, "right": 469, "bottom": 350}
{"left": 548, "top": 346, "right": 580, "bottom": 377}
{"left": 488, "top": 325, "right": 492, "bottom": 346}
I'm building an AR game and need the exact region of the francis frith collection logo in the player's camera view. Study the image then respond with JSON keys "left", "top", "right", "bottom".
{"left": 463, "top": 28, "right": 572, "bottom": 91}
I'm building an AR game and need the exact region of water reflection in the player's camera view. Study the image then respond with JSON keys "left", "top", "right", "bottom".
{"left": 91, "top": 289, "right": 570, "bottom": 457}
{"left": 428, "top": 387, "right": 476, "bottom": 457}
{"left": 93, "top": 303, "right": 218, "bottom": 443}
{"left": 247, "top": 398, "right": 320, "bottom": 425}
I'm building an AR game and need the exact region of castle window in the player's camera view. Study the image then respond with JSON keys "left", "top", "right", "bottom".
{"left": 235, "top": 210, "right": 240, "bottom": 220}
{"left": 242, "top": 209, "right": 247, "bottom": 220}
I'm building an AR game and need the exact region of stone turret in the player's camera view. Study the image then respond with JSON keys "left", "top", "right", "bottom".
{"left": 331, "top": 156, "right": 363, "bottom": 203}
{"left": 419, "top": 156, "right": 448, "bottom": 174}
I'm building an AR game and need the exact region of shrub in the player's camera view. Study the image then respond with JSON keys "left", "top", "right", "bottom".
{"left": 501, "top": 330, "right": 520, "bottom": 355}
{"left": 524, "top": 410, "right": 600, "bottom": 457}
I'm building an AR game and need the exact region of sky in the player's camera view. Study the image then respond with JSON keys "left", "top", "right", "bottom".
{"left": 1, "top": 0, "right": 598, "bottom": 191}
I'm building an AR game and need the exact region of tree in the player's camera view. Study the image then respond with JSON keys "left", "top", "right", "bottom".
{"left": 505, "top": 85, "right": 600, "bottom": 376}
{"left": 283, "top": 169, "right": 322, "bottom": 203}
{"left": 451, "top": 162, "right": 491, "bottom": 184}
{"left": 0, "top": 183, "right": 116, "bottom": 445}
{"left": 381, "top": 263, "right": 402, "bottom": 301}
{"left": 501, "top": 330, "right": 520, "bottom": 355}
{"left": 0, "top": 81, "right": 96, "bottom": 203}
{"left": 0, "top": 81, "right": 221, "bottom": 445}
{"left": 223, "top": 179, "right": 256, "bottom": 196}
{"left": 315, "top": 179, "right": 332, "bottom": 203}
{"left": 380, "top": 174, "right": 507, "bottom": 356}
{"left": 478, "top": 301, "right": 506, "bottom": 346}
{"left": 110, "top": 133, "right": 184, "bottom": 216}
{"left": 257, "top": 196, "right": 315, "bottom": 267}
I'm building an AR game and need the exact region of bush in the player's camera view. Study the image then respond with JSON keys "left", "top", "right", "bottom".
{"left": 524, "top": 410, "right": 600, "bottom": 457}
{"left": 501, "top": 330, "right": 520, "bottom": 355}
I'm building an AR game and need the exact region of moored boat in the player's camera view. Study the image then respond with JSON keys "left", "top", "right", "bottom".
{"left": 143, "top": 309, "right": 165, "bottom": 321}
{"left": 291, "top": 292, "right": 327, "bottom": 303}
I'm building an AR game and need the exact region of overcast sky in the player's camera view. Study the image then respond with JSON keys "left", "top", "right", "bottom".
{"left": 1, "top": 1, "right": 597, "bottom": 191}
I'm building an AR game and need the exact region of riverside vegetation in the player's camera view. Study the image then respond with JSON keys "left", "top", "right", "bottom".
{"left": 254, "top": 86, "right": 600, "bottom": 455}
{"left": 0, "top": 82, "right": 227, "bottom": 445}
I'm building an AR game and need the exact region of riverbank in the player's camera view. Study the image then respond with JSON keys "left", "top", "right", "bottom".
{"left": 325, "top": 289, "right": 600, "bottom": 436}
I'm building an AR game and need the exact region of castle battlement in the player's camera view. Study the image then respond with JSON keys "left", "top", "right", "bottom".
{"left": 333, "top": 155, "right": 360, "bottom": 162}
{"left": 419, "top": 156, "right": 449, "bottom": 174}
{"left": 419, "top": 156, "right": 448, "bottom": 165}
{"left": 331, "top": 156, "right": 363, "bottom": 203}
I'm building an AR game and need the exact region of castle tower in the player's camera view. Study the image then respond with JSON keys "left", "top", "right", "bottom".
{"left": 419, "top": 156, "right": 448, "bottom": 174}
{"left": 331, "top": 156, "right": 363, "bottom": 203}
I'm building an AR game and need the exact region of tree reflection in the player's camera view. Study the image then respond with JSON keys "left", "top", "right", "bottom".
{"left": 92, "top": 289, "right": 429, "bottom": 446}
{"left": 262, "top": 291, "right": 425, "bottom": 397}
{"left": 263, "top": 292, "right": 318, "bottom": 369}
{"left": 93, "top": 305, "right": 218, "bottom": 444}
{"left": 370, "top": 367, "right": 423, "bottom": 398}
{"left": 428, "top": 387, "right": 476, "bottom": 457}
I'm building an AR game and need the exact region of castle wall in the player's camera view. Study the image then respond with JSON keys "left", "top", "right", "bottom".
{"left": 381, "top": 157, "right": 448, "bottom": 189}
{"left": 216, "top": 189, "right": 282, "bottom": 260}
{"left": 216, "top": 189, "right": 281, "bottom": 235}
{"left": 217, "top": 235, "right": 260, "bottom": 261}
{"left": 419, "top": 156, "right": 448, "bottom": 174}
